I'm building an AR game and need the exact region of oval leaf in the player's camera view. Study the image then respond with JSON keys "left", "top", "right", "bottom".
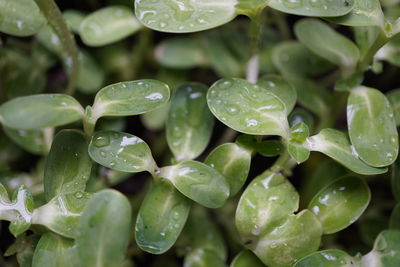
{"left": 134, "top": 0, "right": 237, "bottom": 33}
{"left": 207, "top": 78, "right": 290, "bottom": 137}
{"left": 80, "top": 6, "right": 142, "bottom": 46}
{"left": 160, "top": 161, "right": 230, "bottom": 208}
{"left": 184, "top": 248, "right": 226, "bottom": 267}
{"left": 205, "top": 143, "right": 251, "bottom": 196}
{"left": 308, "top": 175, "right": 370, "bottom": 234}
{"left": 361, "top": 230, "right": 400, "bottom": 266}
{"left": 44, "top": 130, "right": 92, "bottom": 202}
{"left": 231, "top": 250, "right": 264, "bottom": 267}
{"left": 3, "top": 127, "right": 48, "bottom": 155}
{"left": 306, "top": 128, "right": 387, "bottom": 175}
{"left": 76, "top": 189, "right": 132, "bottom": 267}
{"left": 386, "top": 88, "right": 400, "bottom": 126}
{"left": 0, "top": 0, "right": 45, "bottom": 36}
{"left": 294, "top": 249, "right": 356, "bottom": 267}
{"left": 294, "top": 19, "right": 360, "bottom": 69}
{"left": 89, "top": 131, "right": 157, "bottom": 173}
{"left": 167, "top": 83, "right": 214, "bottom": 161}
{"left": 268, "top": 0, "right": 354, "bottom": 17}
{"left": 0, "top": 94, "right": 84, "bottom": 130}
{"left": 348, "top": 86, "right": 398, "bottom": 167}
{"left": 135, "top": 179, "right": 190, "bottom": 254}
{"left": 91, "top": 80, "right": 170, "bottom": 121}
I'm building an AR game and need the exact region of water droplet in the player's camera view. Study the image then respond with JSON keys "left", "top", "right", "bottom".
{"left": 110, "top": 161, "right": 116, "bottom": 167}
{"left": 75, "top": 192, "right": 83, "bottom": 199}
{"left": 219, "top": 79, "right": 233, "bottom": 89}
{"left": 100, "top": 150, "right": 107, "bottom": 157}
{"left": 173, "top": 212, "right": 180, "bottom": 220}
{"left": 165, "top": 1, "right": 195, "bottom": 21}
{"left": 309, "top": 0, "right": 322, "bottom": 7}
{"left": 283, "top": 0, "right": 303, "bottom": 8}
{"left": 227, "top": 105, "right": 239, "bottom": 115}
{"left": 173, "top": 223, "right": 180, "bottom": 229}
{"left": 94, "top": 136, "right": 110, "bottom": 147}
{"left": 146, "top": 92, "right": 163, "bottom": 100}
{"left": 246, "top": 118, "right": 259, "bottom": 127}
{"left": 159, "top": 21, "right": 168, "bottom": 28}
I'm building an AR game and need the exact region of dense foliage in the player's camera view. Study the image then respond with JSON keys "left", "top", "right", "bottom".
{"left": 0, "top": 0, "right": 400, "bottom": 266}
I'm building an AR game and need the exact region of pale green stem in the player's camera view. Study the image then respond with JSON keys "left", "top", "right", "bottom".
{"left": 358, "top": 30, "right": 389, "bottom": 72}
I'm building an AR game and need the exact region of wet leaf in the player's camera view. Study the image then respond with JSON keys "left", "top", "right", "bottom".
{"left": 0, "top": 94, "right": 84, "bottom": 130}
{"left": 89, "top": 131, "right": 157, "bottom": 174}
{"left": 205, "top": 143, "right": 251, "bottom": 196}
{"left": 80, "top": 6, "right": 142, "bottom": 46}
{"left": 288, "top": 122, "right": 310, "bottom": 163}
{"left": 295, "top": 19, "right": 360, "bottom": 69}
{"left": 135, "top": 179, "right": 190, "bottom": 254}
{"left": 236, "top": 135, "right": 283, "bottom": 157}
{"left": 76, "top": 50, "right": 105, "bottom": 94}
{"left": 268, "top": 0, "right": 354, "bottom": 17}
{"left": 32, "top": 233, "right": 79, "bottom": 267}
{"left": 288, "top": 142, "right": 310, "bottom": 164}
{"left": 207, "top": 78, "right": 290, "bottom": 138}
{"left": 386, "top": 88, "right": 400, "bottom": 126}
{"left": 160, "top": 161, "right": 230, "bottom": 208}
{"left": 184, "top": 248, "right": 225, "bottom": 267}
{"left": 76, "top": 189, "right": 131, "bottom": 267}
{"left": 91, "top": 80, "right": 170, "bottom": 122}
{"left": 347, "top": 86, "right": 398, "bottom": 167}
{"left": 308, "top": 175, "right": 370, "bottom": 234}
{"left": 294, "top": 249, "right": 356, "bottom": 267}
{"left": 231, "top": 250, "right": 264, "bottom": 267}
{"left": 288, "top": 108, "right": 314, "bottom": 130}
{"left": 361, "top": 230, "right": 400, "bottom": 266}
{"left": 167, "top": 83, "right": 214, "bottom": 161}
{"left": 3, "top": 127, "right": 48, "bottom": 155}
{"left": 327, "top": 0, "right": 385, "bottom": 28}
{"left": 306, "top": 128, "right": 387, "bottom": 175}
{"left": 135, "top": 0, "right": 237, "bottom": 33}
{"left": 44, "top": 130, "right": 92, "bottom": 201}
{"left": 0, "top": 0, "right": 45, "bottom": 36}
{"left": 63, "top": 9, "right": 85, "bottom": 33}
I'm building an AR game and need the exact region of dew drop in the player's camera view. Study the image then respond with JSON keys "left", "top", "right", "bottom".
{"left": 219, "top": 79, "right": 233, "bottom": 89}
{"left": 94, "top": 136, "right": 110, "bottom": 147}
{"left": 75, "top": 192, "right": 83, "bottom": 199}
{"left": 283, "top": 0, "right": 303, "bottom": 8}
{"left": 100, "top": 150, "right": 107, "bottom": 157}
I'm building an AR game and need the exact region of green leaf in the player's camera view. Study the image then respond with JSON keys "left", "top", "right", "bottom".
{"left": 79, "top": 6, "right": 142, "bottom": 46}
{"left": 361, "top": 230, "right": 400, "bottom": 266}
{"left": 44, "top": 130, "right": 92, "bottom": 202}
{"left": 288, "top": 108, "right": 314, "bottom": 130}
{"left": 91, "top": 80, "right": 170, "bottom": 122}
{"left": 76, "top": 189, "right": 131, "bottom": 267}
{"left": 308, "top": 175, "right": 370, "bottom": 234}
{"left": 257, "top": 211, "right": 322, "bottom": 267}
{"left": 32, "top": 233, "right": 79, "bottom": 267}
{"left": 32, "top": 193, "right": 91, "bottom": 239}
{"left": 167, "top": 83, "right": 214, "bottom": 161}
{"left": 386, "top": 88, "right": 400, "bottom": 126}
{"left": 294, "top": 19, "right": 360, "bottom": 69}
{"left": 288, "top": 122, "right": 310, "bottom": 163}
{"left": 160, "top": 161, "right": 230, "bottom": 208}
{"left": 155, "top": 37, "right": 209, "bottom": 68}
{"left": 327, "top": 0, "right": 385, "bottom": 28}
{"left": 76, "top": 50, "right": 105, "bottom": 94}
{"left": 0, "top": 0, "right": 45, "bottom": 36}
{"left": 0, "top": 94, "right": 84, "bottom": 130}
{"left": 231, "top": 250, "right": 264, "bottom": 267}
{"left": 347, "top": 86, "right": 398, "bottom": 167}
{"left": 257, "top": 75, "right": 297, "bottom": 115}
{"left": 134, "top": 0, "right": 237, "bottom": 33}
{"left": 3, "top": 127, "right": 48, "bottom": 155}
{"left": 306, "top": 128, "right": 387, "bottom": 175}
{"left": 294, "top": 249, "right": 356, "bottom": 267}
{"left": 63, "top": 10, "right": 85, "bottom": 33}
{"left": 184, "top": 249, "right": 226, "bottom": 267}
{"left": 288, "top": 142, "right": 310, "bottom": 164}
{"left": 236, "top": 135, "right": 284, "bottom": 157}
{"left": 207, "top": 78, "right": 290, "bottom": 138}
{"left": 334, "top": 72, "right": 364, "bottom": 92}
{"left": 290, "top": 122, "right": 309, "bottom": 143}
{"left": 88, "top": 131, "right": 157, "bottom": 174}
{"left": 135, "top": 179, "right": 190, "bottom": 254}
{"left": 205, "top": 143, "right": 251, "bottom": 196}
{"left": 268, "top": 0, "right": 354, "bottom": 17}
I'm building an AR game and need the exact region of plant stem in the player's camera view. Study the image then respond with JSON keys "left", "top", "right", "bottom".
{"left": 34, "top": 0, "right": 79, "bottom": 95}
{"left": 246, "top": 10, "right": 263, "bottom": 83}
{"left": 358, "top": 30, "right": 389, "bottom": 72}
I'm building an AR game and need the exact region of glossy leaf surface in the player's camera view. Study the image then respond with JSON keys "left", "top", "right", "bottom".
{"left": 76, "top": 51, "right": 105, "bottom": 94}
{"left": 288, "top": 122, "right": 310, "bottom": 163}
{"left": 386, "top": 88, "right": 400, "bottom": 126}
{"left": 167, "top": 83, "right": 214, "bottom": 161}
{"left": 288, "top": 142, "right": 310, "bottom": 164}
{"left": 205, "top": 143, "right": 251, "bottom": 196}
{"left": 44, "top": 130, "right": 92, "bottom": 201}
{"left": 328, "top": 0, "right": 385, "bottom": 28}
{"left": 294, "top": 249, "right": 356, "bottom": 267}
{"left": 3, "top": 127, "right": 48, "bottom": 155}
{"left": 347, "top": 86, "right": 398, "bottom": 167}
{"left": 308, "top": 176, "right": 370, "bottom": 234}
{"left": 184, "top": 249, "right": 225, "bottom": 267}
{"left": 135, "top": 0, "right": 237, "bottom": 33}
{"left": 306, "top": 128, "right": 387, "bottom": 175}
{"left": 361, "top": 230, "right": 400, "bottom": 266}
{"left": 288, "top": 108, "right": 314, "bottom": 133}
{"left": 160, "top": 161, "right": 229, "bottom": 208}
{"left": 135, "top": 179, "right": 190, "bottom": 254}
{"left": 76, "top": 189, "right": 131, "bottom": 267}
{"left": 268, "top": 0, "right": 354, "bottom": 17}
{"left": 80, "top": 6, "right": 142, "bottom": 46}
{"left": 236, "top": 135, "right": 283, "bottom": 157}
{"left": 32, "top": 233, "right": 79, "bottom": 267}
{"left": 207, "top": 78, "right": 290, "bottom": 137}
{"left": 295, "top": 19, "right": 359, "bottom": 69}
{"left": 91, "top": 80, "right": 170, "bottom": 121}
{"left": 0, "top": 0, "right": 45, "bottom": 36}
{"left": 32, "top": 193, "right": 91, "bottom": 239}
{"left": 0, "top": 94, "right": 84, "bottom": 130}
{"left": 231, "top": 250, "right": 264, "bottom": 267}
{"left": 257, "top": 75, "right": 297, "bottom": 115}
{"left": 63, "top": 9, "right": 85, "bottom": 33}
{"left": 89, "top": 131, "right": 157, "bottom": 173}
